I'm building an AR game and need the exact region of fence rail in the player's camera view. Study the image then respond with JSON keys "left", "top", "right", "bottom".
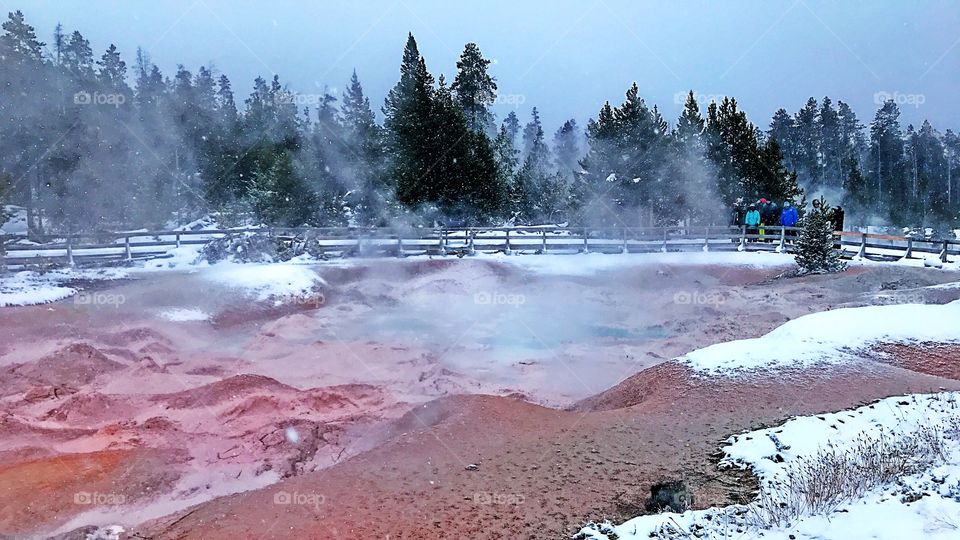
{"left": 1, "top": 225, "right": 957, "bottom": 270}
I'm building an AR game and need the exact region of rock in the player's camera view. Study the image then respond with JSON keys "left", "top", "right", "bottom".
{"left": 465, "top": 463, "right": 479, "bottom": 471}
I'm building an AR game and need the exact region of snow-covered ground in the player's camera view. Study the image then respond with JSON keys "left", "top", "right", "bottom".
{"left": 578, "top": 392, "right": 960, "bottom": 540}
{"left": 0, "top": 268, "right": 127, "bottom": 307}
{"left": 158, "top": 308, "right": 211, "bottom": 322}
{"left": 679, "top": 300, "right": 960, "bottom": 374}
{"left": 492, "top": 250, "right": 795, "bottom": 276}
{"left": 200, "top": 262, "right": 326, "bottom": 303}
{"left": 0, "top": 205, "right": 27, "bottom": 234}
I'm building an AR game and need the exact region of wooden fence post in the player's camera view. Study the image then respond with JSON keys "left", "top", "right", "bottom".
{"left": 777, "top": 227, "right": 786, "bottom": 253}
{"left": 175, "top": 233, "right": 181, "bottom": 248}
{"left": 124, "top": 235, "right": 132, "bottom": 261}
{"left": 542, "top": 230, "right": 548, "bottom": 253}
{"left": 582, "top": 227, "right": 590, "bottom": 254}
{"left": 739, "top": 226, "right": 746, "bottom": 251}
{"left": 67, "top": 235, "right": 75, "bottom": 267}
{"left": 622, "top": 228, "right": 628, "bottom": 254}
{"left": 397, "top": 235, "right": 404, "bottom": 258}
{"left": 857, "top": 233, "right": 867, "bottom": 259}
{"left": 941, "top": 240, "right": 950, "bottom": 264}
{"left": 904, "top": 238, "right": 913, "bottom": 259}
{"left": 504, "top": 230, "right": 511, "bottom": 255}
{"left": 662, "top": 228, "right": 668, "bottom": 253}
{"left": 439, "top": 228, "right": 446, "bottom": 255}
{"left": 703, "top": 226, "right": 710, "bottom": 252}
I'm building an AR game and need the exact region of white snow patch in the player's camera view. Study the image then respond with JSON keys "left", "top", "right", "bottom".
{"left": 0, "top": 205, "right": 27, "bottom": 234}
{"left": 0, "top": 268, "right": 127, "bottom": 307}
{"left": 202, "top": 263, "right": 325, "bottom": 303}
{"left": 138, "top": 245, "right": 207, "bottom": 271}
{"left": 680, "top": 300, "right": 960, "bottom": 374}
{"left": 159, "top": 308, "right": 210, "bottom": 322}
{"left": 494, "top": 251, "right": 795, "bottom": 277}
{"left": 579, "top": 392, "right": 960, "bottom": 540}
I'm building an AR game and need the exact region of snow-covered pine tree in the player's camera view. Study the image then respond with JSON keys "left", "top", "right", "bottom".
{"left": 795, "top": 197, "right": 846, "bottom": 274}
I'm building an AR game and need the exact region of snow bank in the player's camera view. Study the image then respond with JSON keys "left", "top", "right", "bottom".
{"left": 679, "top": 300, "right": 960, "bottom": 374}
{"left": 139, "top": 245, "right": 208, "bottom": 271}
{"left": 201, "top": 263, "right": 325, "bottom": 303}
{"left": 578, "top": 392, "right": 960, "bottom": 540}
{"left": 0, "top": 268, "right": 127, "bottom": 307}
{"left": 493, "top": 251, "right": 795, "bottom": 276}
{"left": 159, "top": 308, "right": 210, "bottom": 322}
{"left": 0, "top": 205, "right": 27, "bottom": 234}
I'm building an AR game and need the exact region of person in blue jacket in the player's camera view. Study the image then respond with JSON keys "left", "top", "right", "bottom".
{"left": 780, "top": 201, "right": 799, "bottom": 239}
{"left": 744, "top": 204, "right": 761, "bottom": 240}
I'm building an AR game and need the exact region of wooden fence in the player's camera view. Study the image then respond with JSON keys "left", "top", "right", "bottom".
{"left": 1, "top": 225, "right": 957, "bottom": 270}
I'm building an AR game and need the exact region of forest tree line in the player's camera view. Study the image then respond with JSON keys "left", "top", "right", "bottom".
{"left": 1, "top": 11, "right": 958, "bottom": 236}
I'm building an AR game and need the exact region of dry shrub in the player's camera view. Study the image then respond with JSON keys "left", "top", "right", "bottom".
{"left": 750, "top": 420, "right": 955, "bottom": 528}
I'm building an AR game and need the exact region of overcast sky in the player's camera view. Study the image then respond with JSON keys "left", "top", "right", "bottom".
{"left": 8, "top": 0, "right": 960, "bottom": 135}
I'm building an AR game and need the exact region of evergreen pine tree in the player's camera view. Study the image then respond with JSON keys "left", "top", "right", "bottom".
{"left": 869, "top": 100, "right": 906, "bottom": 219}
{"left": 384, "top": 33, "right": 436, "bottom": 208}
{"left": 451, "top": 43, "right": 497, "bottom": 134}
{"left": 795, "top": 197, "right": 846, "bottom": 274}
{"left": 553, "top": 119, "right": 580, "bottom": 179}
{"left": 342, "top": 70, "right": 388, "bottom": 225}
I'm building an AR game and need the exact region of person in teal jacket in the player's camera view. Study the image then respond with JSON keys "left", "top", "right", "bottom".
{"left": 744, "top": 204, "right": 761, "bottom": 240}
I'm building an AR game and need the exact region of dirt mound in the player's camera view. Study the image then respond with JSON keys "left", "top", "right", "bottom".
{"left": 100, "top": 327, "right": 172, "bottom": 347}
{"left": 0, "top": 414, "right": 96, "bottom": 444}
{"left": 0, "top": 449, "right": 182, "bottom": 537}
{"left": 1, "top": 344, "right": 124, "bottom": 393}
{"left": 22, "top": 384, "right": 80, "bottom": 403}
{"left": 136, "top": 359, "right": 960, "bottom": 540}
{"left": 570, "top": 361, "right": 694, "bottom": 412}
{"left": 867, "top": 343, "right": 960, "bottom": 381}
{"left": 41, "top": 392, "right": 136, "bottom": 425}
{"left": 154, "top": 374, "right": 298, "bottom": 409}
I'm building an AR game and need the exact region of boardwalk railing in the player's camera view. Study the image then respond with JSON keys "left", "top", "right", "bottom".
{"left": 1, "top": 225, "right": 957, "bottom": 270}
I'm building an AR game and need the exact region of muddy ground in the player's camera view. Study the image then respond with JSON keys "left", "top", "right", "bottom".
{"left": 0, "top": 256, "right": 958, "bottom": 539}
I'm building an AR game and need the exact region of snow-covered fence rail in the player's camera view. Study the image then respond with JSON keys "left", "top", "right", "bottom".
{"left": 0, "top": 226, "right": 956, "bottom": 270}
